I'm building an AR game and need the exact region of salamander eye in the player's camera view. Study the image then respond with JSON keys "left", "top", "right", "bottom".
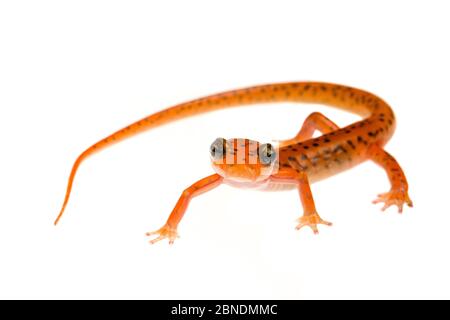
{"left": 259, "top": 143, "right": 276, "bottom": 165}
{"left": 210, "top": 138, "right": 227, "bottom": 159}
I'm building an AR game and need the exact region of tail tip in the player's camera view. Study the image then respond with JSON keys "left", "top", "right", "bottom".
{"left": 54, "top": 215, "right": 61, "bottom": 226}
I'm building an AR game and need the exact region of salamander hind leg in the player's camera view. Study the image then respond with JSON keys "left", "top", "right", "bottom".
{"left": 279, "top": 112, "right": 339, "bottom": 147}
{"left": 368, "top": 145, "right": 413, "bottom": 213}
{"left": 372, "top": 191, "right": 413, "bottom": 214}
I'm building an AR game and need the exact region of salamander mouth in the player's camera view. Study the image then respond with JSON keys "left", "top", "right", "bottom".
{"left": 211, "top": 160, "right": 278, "bottom": 183}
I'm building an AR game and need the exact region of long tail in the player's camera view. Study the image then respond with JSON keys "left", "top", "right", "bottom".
{"left": 55, "top": 82, "right": 391, "bottom": 224}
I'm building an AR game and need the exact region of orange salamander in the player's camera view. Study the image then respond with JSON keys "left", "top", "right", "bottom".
{"left": 54, "top": 82, "right": 413, "bottom": 244}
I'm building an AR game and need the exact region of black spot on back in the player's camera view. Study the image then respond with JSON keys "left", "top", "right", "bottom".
{"left": 347, "top": 140, "right": 356, "bottom": 149}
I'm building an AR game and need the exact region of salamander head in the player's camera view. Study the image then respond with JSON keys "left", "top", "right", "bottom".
{"left": 209, "top": 137, "right": 277, "bottom": 183}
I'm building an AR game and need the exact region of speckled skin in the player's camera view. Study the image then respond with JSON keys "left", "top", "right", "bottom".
{"left": 55, "top": 82, "right": 412, "bottom": 244}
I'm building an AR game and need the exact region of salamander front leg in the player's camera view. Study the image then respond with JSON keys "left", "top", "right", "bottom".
{"left": 146, "top": 174, "right": 223, "bottom": 244}
{"left": 295, "top": 171, "right": 332, "bottom": 234}
{"left": 279, "top": 112, "right": 339, "bottom": 147}
{"left": 368, "top": 145, "right": 413, "bottom": 213}
{"left": 271, "top": 169, "right": 332, "bottom": 234}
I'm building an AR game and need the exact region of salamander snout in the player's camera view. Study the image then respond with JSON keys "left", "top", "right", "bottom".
{"left": 210, "top": 137, "right": 277, "bottom": 183}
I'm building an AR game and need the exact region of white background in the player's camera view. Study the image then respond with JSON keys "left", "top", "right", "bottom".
{"left": 0, "top": 1, "right": 449, "bottom": 299}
